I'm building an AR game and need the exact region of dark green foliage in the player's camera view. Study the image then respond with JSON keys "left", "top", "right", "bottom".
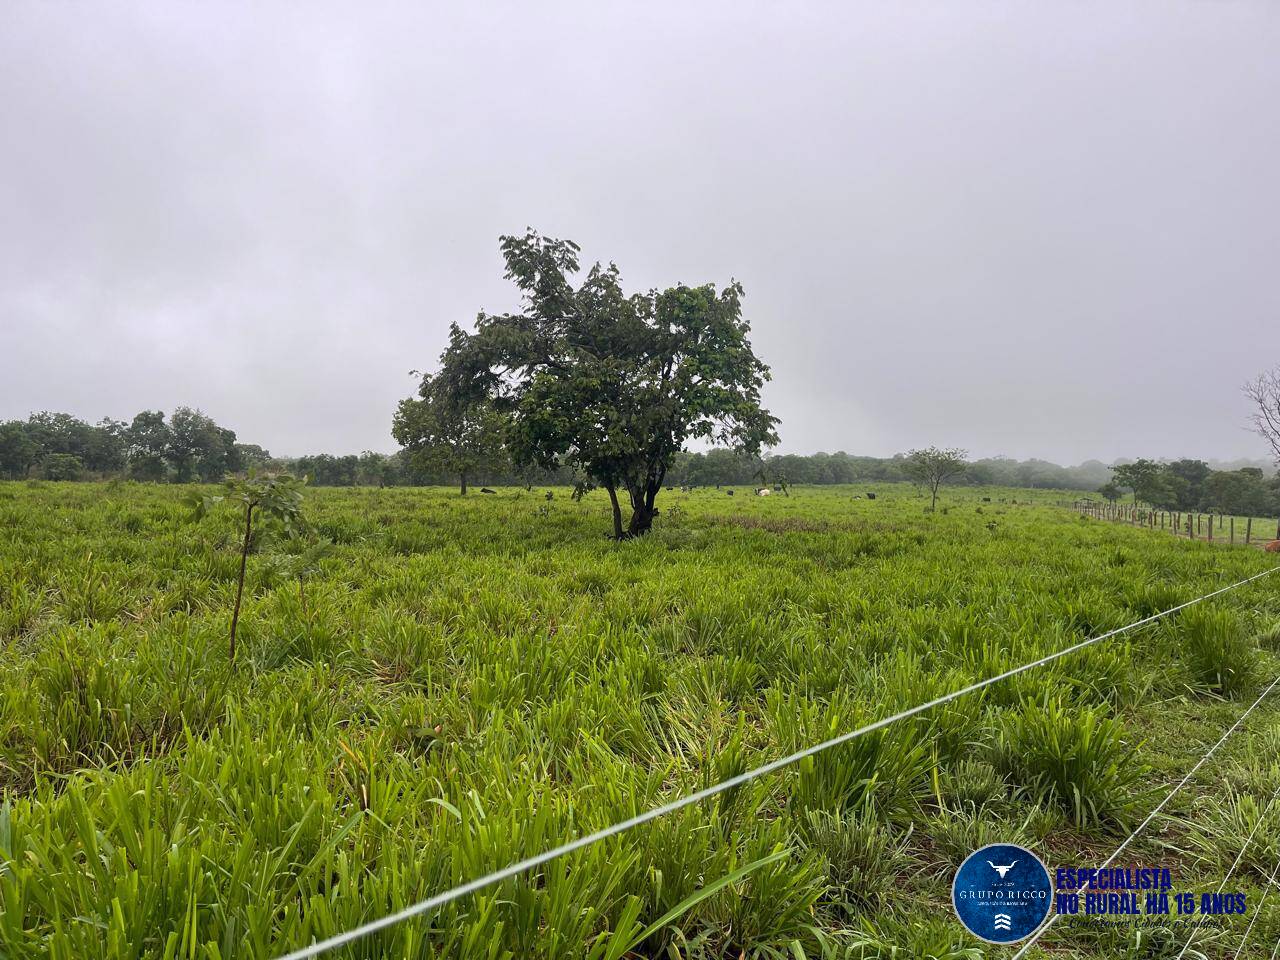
{"left": 393, "top": 367, "right": 508, "bottom": 495}
{"left": 1109, "top": 456, "right": 1280, "bottom": 514}
{"left": 1112, "top": 459, "right": 1169, "bottom": 506}
{"left": 427, "top": 230, "right": 778, "bottom": 537}
{"left": 126, "top": 409, "right": 171, "bottom": 481}
{"left": 167, "top": 406, "right": 242, "bottom": 482}
{"left": 995, "top": 699, "right": 1147, "bottom": 828}
{"left": 1176, "top": 607, "right": 1259, "bottom": 697}
{"left": 40, "top": 453, "right": 82, "bottom": 481}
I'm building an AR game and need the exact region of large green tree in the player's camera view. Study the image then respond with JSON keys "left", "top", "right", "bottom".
{"left": 166, "top": 407, "right": 241, "bottom": 483}
{"left": 1111, "top": 459, "right": 1167, "bottom": 505}
{"left": 126, "top": 410, "right": 171, "bottom": 481}
{"left": 429, "top": 231, "right": 778, "bottom": 537}
{"left": 393, "top": 366, "right": 508, "bottom": 495}
{"left": 0, "top": 422, "right": 38, "bottom": 479}
{"left": 84, "top": 418, "right": 128, "bottom": 474}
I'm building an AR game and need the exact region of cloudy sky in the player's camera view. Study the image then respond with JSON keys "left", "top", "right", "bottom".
{"left": 2, "top": 2, "right": 1277, "bottom": 463}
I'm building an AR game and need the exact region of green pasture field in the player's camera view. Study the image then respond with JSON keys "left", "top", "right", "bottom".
{"left": 2, "top": 480, "right": 1280, "bottom": 959}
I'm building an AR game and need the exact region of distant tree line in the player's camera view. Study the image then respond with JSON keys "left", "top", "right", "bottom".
{"left": 0, "top": 408, "right": 573, "bottom": 487}
{"left": 660, "top": 450, "right": 1118, "bottom": 491}
{"left": 6, "top": 410, "right": 1277, "bottom": 522}
{"left": 1102, "top": 458, "right": 1280, "bottom": 516}
{"left": 0, "top": 408, "right": 250, "bottom": 482}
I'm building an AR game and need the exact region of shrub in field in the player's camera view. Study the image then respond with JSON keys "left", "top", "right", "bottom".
{"left": 191, "top": 472, "right": 308, "bottom": 662}
{"left": 842, "top": 918, "right": 983, "bottom": 960}
{"left": 1175, "top": 607, "right": 1258, "bottom": 697}
{"left": 770, "top": 691, "right": 932, "bottom": 819}
{"left": 1069, "top": 921, "right": 1214, "bottom": 960}
{"left": 936, "top": 758, "right": 1008, "bottom": 811}
{"left": 698, "top": 830, "right": 827, "bottom": 957}
{"left": 922, "top": 805, "right": 1035, "bottom": 869}
{"left": 994, "top": 699, "right": 1146, "bottom": 828}
{"left": 40, "top": 453, "right": 83, "bottom": 481}
{"left": 28, "top": 644, "right": 136, "bottom": 774}
{"left": 1177, "top": 787, "right": 1280, "bottom": 882}
{"left": 1257, "top": 620, "right": 1280, "bottom": 650}
{"left": 797, "top": 806, "right": 913, "bottom": 915}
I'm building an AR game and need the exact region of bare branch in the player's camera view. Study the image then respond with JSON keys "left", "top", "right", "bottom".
{"left": 1245, "top": 368, "right": 1280, "bottom": 465}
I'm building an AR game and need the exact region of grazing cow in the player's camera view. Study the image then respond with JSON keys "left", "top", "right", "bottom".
{"left": 726, "top": 489, "right": 735, "bottom": 496}
{"left": 866, "top": 492, "right": 876, "bottom": 500}
{"left": 1265, "top": 540, "right": 1280, "bottom": 553}
{"left": 480, "top": 487, "right": 497, "bottom": 494}
{"left": 756, "top": 488, "right": 771, "bottom": 497}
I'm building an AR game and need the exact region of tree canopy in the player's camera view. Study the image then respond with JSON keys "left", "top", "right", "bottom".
{"left": 393, "top": 363, "right": 508, "bottom": 495}
{"left": 427, "top": 230, "right": 779, "bottom": 537}
{"left": 903, "top": 446, "right": 968, "bottom": 511}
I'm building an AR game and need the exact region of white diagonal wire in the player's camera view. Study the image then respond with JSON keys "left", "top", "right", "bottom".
{"left": 278, "top": 565, "right": 1279, "bottom": 960}
{"left": 1013, "top": 669, "right": 1280, "bottom": 960}
{"left": 1233, "top": 849, "right": 1280, "bottom": 958}
{"left": 1175, "top": 775, "right": 1280, "bottom": 960}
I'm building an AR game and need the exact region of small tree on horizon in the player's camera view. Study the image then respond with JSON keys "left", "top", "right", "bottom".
{"left": 903, "top": 446, "right": 968, "bottom": 512}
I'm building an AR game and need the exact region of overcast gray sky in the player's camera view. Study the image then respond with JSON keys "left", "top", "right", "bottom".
{"left": 2, "top": 2, "right": 1277, "bottom": 463}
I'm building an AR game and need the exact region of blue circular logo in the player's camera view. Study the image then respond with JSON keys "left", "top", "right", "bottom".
{"left": 952, "top": 842, "right": 1052, "bottom": 944}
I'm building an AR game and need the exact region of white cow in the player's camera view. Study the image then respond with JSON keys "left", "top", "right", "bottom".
{"left": 756, "top": 488, "right": 772, "bottom": 496}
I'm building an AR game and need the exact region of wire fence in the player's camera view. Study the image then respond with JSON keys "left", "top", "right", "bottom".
{"left": 1069, "top": 498, "right": 1280, "bottom": 548}
{"left": 1012, "top": 671, "right": 1280, "bottom": 958}
{"left": 1172, "top": 776, "right": 1280, "bottom": 960}
{"left": 275, "top": 565, "right": 1280, "bottom": 960}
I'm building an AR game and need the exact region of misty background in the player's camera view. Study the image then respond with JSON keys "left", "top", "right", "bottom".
{"left": 2, "top": 2, "right": 1278, "bottom": 465}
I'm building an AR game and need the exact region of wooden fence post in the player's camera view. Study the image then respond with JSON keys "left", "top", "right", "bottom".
{"left": 1246, "top": 518, "right": 1252, "bottom": 545}
{"left": 1230, "top": 516, "right": 1234, "bottom": 545}
{"left": 1208, "top": 515, "right": 1214, "bottom": 543}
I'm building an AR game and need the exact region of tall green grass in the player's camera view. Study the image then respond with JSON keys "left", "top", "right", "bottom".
{"left": 0, "top": 481, "right": 1278, "bottom": 957}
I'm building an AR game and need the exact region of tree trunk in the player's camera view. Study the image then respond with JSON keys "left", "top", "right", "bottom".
{"left": 605, "top": 484, "right": 625, "bottom": 540}
{"left": 229, "top": 503, "right": 253, "bottom": 664}
{"left": 626, "top": 481, "right": 661, "bottom": 537}
{"left": 459, "top": 470, "right": 468, "bottom": 495}
{"left": 930, "top": 483, "right": 939, "bottom": 512}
